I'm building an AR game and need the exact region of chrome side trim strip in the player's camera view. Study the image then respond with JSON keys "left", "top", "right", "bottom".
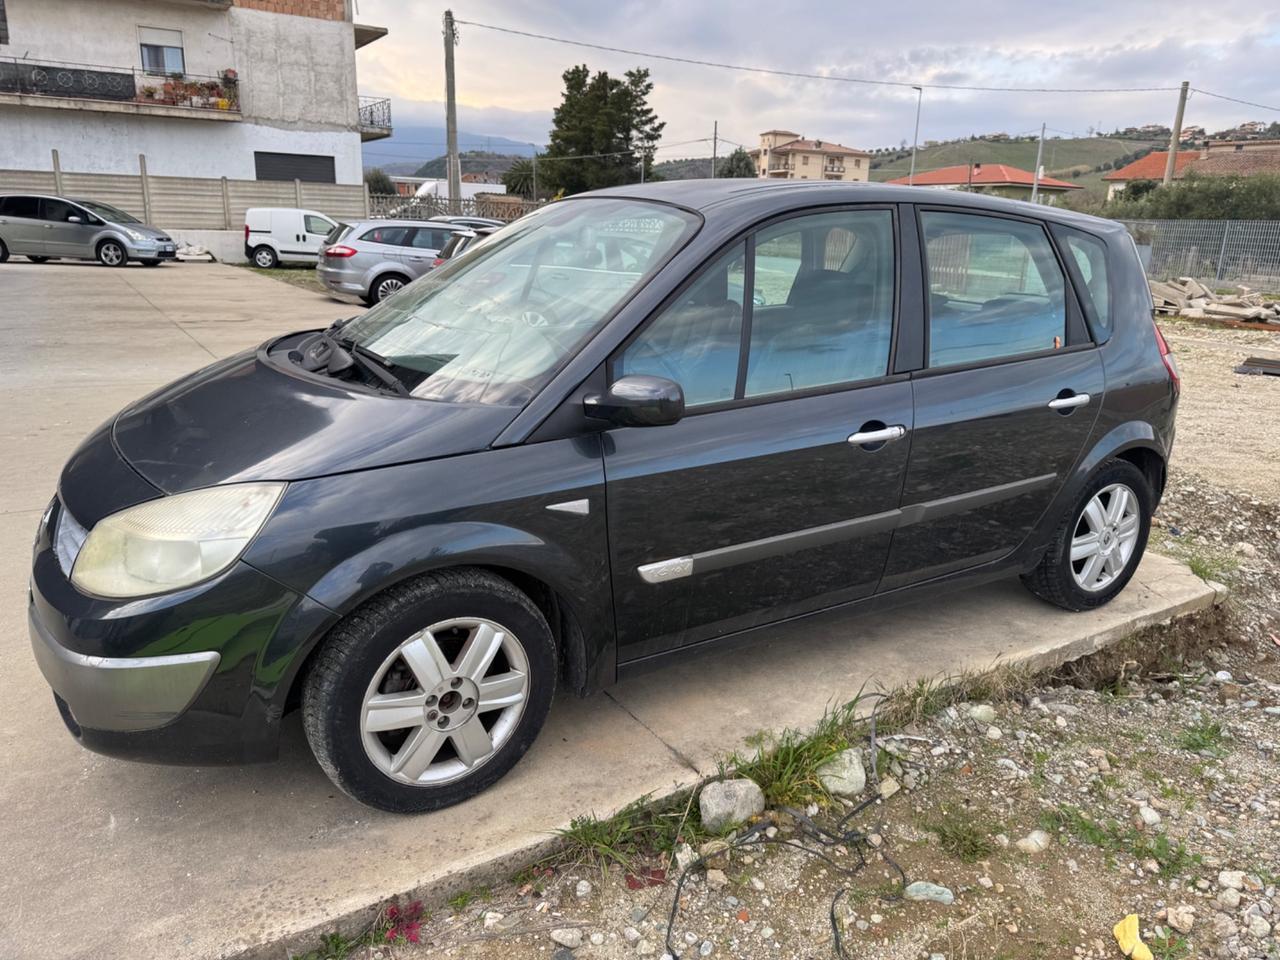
{"left": 635, "top": 473, "right": 1059, "bottom": 584}
{"left": 546, "top": 499, "right": 590, "bottom": 516}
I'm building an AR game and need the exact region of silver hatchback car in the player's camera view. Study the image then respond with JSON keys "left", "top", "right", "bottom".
{"left": 0, "top": 194, "right": 176, "bottom": 267}
{"left": 316, "top": 219, "right": 462, "bottom": 304}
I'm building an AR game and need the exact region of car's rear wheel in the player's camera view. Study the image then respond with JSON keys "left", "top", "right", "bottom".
{"left": 97, "top": 239, "right": 127, "bottom": 267}
{"left": 302, "top": 569, "right": 556, "bottom": 813}
{"left": 251, "top": 245, "right": 278, "bottom": 269}
{"left": 0, "top": 239, "right": 8, "bottom": 263}
{"left": 1022, "top": 459, "right": 1152, "bottom": 611}
{"left": 371, "top": 272, "right": 409, "bottom": 304}
{"left": 27, "top": 255, "right": 51, "bottom": 263}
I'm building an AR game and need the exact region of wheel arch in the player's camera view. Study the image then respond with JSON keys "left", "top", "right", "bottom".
{"left": 370, "top": 269, "right": 411, "bottom": 299}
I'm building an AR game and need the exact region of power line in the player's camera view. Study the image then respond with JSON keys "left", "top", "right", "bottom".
{"left": 453, "top": 17, "right": 1180, "bottom": 95}
{"left": 1190, "top": 88, "right": 1280, "bottom": 114}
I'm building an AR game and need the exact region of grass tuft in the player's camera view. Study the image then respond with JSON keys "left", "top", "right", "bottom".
{"left": 924, "top": 809, "right": 997, "bottom": 863}
{"left": 1178, "top": 719, "right": 1225, "bottom": 755}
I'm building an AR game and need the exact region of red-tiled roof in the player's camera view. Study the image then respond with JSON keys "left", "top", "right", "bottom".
{"left": 770, "top": 138, "right": 871, "bottom": 157}
{"left": 886, "top": 163, "right": 1081, "bottom": 189}
{"left": 1102, "top": 151, "right": 1197, "bottom": 182}
{"left": 1191, "top": 151, "right": 1280, "bottom": 177}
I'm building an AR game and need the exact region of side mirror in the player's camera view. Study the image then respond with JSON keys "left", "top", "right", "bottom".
{"left": 584, "top": 374, "right": 684, "bottom": 427}
{"left": 67, "top": 215, "right": 83, "bottom": 224}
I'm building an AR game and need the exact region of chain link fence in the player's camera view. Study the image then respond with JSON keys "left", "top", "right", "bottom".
{"left": 1120, "top": 219, "right": 1280, "bottom": 290}
{"left": 367, "top": 193, "right": 544, "bottom": 223}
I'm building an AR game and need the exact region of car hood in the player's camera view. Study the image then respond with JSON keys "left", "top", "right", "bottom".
{"left": 111, "top": 222, "right": 170, "bottom": 239}
{"left": 111, "top": 345, "right": 520, "bottom": 493}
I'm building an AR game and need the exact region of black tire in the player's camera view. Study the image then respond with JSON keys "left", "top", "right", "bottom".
{"left": 97, "top": 239, "right": 128, "bottom": 267}
{"left": 251, "top": 245, "right": 278, "bottom": 269}
{"left": 1021, "top": 459, "right": 1152, "bottom": 611}
{"left": 0, "top": 239, "right": 8, "bottom": 263}
{"left": 141, "top": 259, "right": 162, "bottom": 267}
{"left": 27, "top": 255, "right": 51, "bottom": 263}
{"left": 302, "top": 569, "right": 556, "bottom": 813}
{"left": 371, "top": 272, "right": 410, "bottom": 303}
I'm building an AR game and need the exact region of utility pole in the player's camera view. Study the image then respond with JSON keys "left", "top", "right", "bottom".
{"left": 530, "top": 147, "right": 538, "bottom": 202}
{"left": 1163, "top": 80, "right": 1189, "bottom": 186}
{"left": 711, "top": 121, "right": 718, "bottom": 178}
{"left": 908, "top": 86, "right": 923, "bottom": 186}
{"left": 443, "top": 9, "right": 461, "bottom": 213}
{"left": 1030, "top": 122, "right": 1045, "bottom": 203}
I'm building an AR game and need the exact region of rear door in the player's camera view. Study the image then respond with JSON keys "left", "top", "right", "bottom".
{"left": 604, "top": 207, "right": 914, "bottom": 662}
{"left": 0, "top": 195, "right": 45, "bottom": 254}
{"left": 41, "top": 198, "right": 98, "bottom": 258}
{"left": 880, "top": 207, "right": 1103, "bottom": 591}
{"left": 399, "top": 226, "right": 450, "bottom": 277}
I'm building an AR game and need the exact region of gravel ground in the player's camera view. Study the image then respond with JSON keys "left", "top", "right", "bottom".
{"left": 299, "top": 318, "right": 1280, "bottom": 960}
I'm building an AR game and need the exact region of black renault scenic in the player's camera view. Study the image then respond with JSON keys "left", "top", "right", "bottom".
{"left": 30, "top": 181, "right": 1179, "bottom": 812}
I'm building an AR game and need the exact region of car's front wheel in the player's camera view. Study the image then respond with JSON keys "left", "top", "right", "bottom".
{"left": 302, "top": 569, "right": 556, "bottom": 813}
{"left": 0, "top": 239, "right": 8, "bottom": 263}
{"left": 1022, "top": 459, "right": 1152, "bottom": 611}
{"left": 97, "top": 239, "right": 127, "bottom": 267}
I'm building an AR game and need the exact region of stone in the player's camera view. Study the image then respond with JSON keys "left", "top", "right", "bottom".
{"left": 1246, "top": 916, "right": 1272, "bottom": 939}
{"left": 1138, "top": 805, "right": 1162, "bottom": 827}
{"left": 985, "top": 726, "right": 1003, "bottom": 741}
{"left": 575, "top": 879, "right": 593, "bottom": 899}
{"left": 553, "top": 950, "right": 575, "bottom": 960}
{"left": 818, "top": 748, "right": 867, "bottom": 797}
{"left": 1167, "top": 905, "right": 1195, "bottom": 934}
{"left": 591, "top": 932, "right": 605, "bottom": 946}
{"left": 705, "top": 868, "right": 729, "bottom": 890}
{"left": 1054, "top": 715, "right": 1068, "bottom": 729}
{"left": 482, "top": 911, "right": 504, "bottom": 929}
{"left": 1218, "top": 887, "right": 1241, "bottom": 910}
{"left": 674, "top": 842, "right": 697, "bottom": 874}
{"left": 698, "top": 839, "right": 732, "bottom": 871}
{"left": 551, "top": 928, "right": 583, "bottom": 949}
{"left": 1219, "top": 870, "right": 1246, "bottom": 890}
{"left": 623, "top": 926, "right": 642, "bottom": 944}
{"left": 636, "top": 940, "right": 657, "bottom": 957}
{"left": 699, "top": 779, "right": 765, "bottom": 832}
{"left": 977, "top": 876, "right": 994, "bottom": 889}
{"left": 904, "top": 881, "right": 954, "bottom": 905}
{"left": 967, "top": 704, "right": 997, "bottom": 724}
{"left": 1016, "top": 829, "right": 1052, "bottom": 854}
{"left": 878, "top": 777, "right": 901, "bottom": 800}
{"left": 700, "top": 942, "right": 714, "bottom": 957}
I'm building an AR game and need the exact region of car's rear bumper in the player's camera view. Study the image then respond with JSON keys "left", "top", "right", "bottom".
{"left": 316, "top": 265, "right": 367, "bottom": 295}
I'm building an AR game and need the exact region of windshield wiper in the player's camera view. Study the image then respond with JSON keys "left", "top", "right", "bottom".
{"left": 338, "top": 337, "right": 411, "bottom": 397}
{"left": 294, "top": 330, "right": 410, "bottom": 397}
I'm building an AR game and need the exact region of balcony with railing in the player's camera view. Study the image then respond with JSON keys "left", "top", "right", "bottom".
{"left": 765, "top": 157, "right": 794, "bottom": 176}
{"left": 0, "top": 56, "right": 241, "bottom": 120}
{"left": 358, "top": 95, "right": 392, "bottom": 141}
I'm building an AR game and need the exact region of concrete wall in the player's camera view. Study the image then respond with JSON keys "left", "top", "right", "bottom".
{"left": 0, "top": 0, "right": 364, "bottom": 182}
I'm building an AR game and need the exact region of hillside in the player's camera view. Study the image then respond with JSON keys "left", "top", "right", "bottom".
{"left": 870, "top": 137, "right": 1164, "bottom": 194}
{"left": 653, "top": 156, "right": 720, "bottom": 180}
{"left": 362, "top": 125, "right": 540, "bottom": 171}
{"left": 412, "top": 151, "right": 522, "bottom": 180}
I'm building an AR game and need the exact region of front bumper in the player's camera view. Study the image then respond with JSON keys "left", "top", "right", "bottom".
{"left": 126, "top": 240, "right": 177, "bottom": 260}
{"left": 30, "top": 604, "right": 219, "bottom": 732}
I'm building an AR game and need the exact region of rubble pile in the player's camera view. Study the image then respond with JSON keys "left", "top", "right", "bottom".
{"left": 1150, "top": 277, "right": 1280, "bottom": 324}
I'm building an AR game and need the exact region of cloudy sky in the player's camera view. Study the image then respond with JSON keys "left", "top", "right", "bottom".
{"left": 354, "top": 0, "right": 1280, "bottom": 162}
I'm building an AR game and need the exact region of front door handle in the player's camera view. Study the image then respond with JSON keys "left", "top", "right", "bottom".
{"left": 848, "top": 424, "right": 907, "bottom": 446}
{"left": 1047, "top": 393, "right": 1091, "bottom": 410}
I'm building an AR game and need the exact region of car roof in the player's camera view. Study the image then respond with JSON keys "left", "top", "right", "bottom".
{"left": 581, "top": 178, "right": 1125, "bottom": 236}
{"left": 345, "top": 219, "right": 443, "bottom": 229}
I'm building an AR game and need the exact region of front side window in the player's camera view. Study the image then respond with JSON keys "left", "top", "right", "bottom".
{"left": 340, "top": 199, "right": 698, "bottom": 405}
{"left": 304, "top": 214, "right": 332, "bottom": 235}
{"left": 139, "top": 27, "right": 185, "bottom": 75}
{"left": 1063, "top": 231, "right": 1111, "bottom": 337}
{"left": 923, "top": 211, "right": 1067, "bottom": 367}
{"left": 41, "top": 198, "right": 80, "bottom": 222}
{"left": 73, "top": 199, "right": 139, "bottom": 224}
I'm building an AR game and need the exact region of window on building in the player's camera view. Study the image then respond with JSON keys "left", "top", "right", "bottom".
{"left": 253, "top": 151, "right": 337, "bottom": 183}
{"left": 802, "top": 155, "right": 810, "bottom": 165}
{"left": 854, "top": 158, "right": 861, "bottom": 169}
{"left": 139, "top": 27, "right": 185, "bottom": 75}
{"left": 922, "top": 211, "right": 1067, "bottom": 367}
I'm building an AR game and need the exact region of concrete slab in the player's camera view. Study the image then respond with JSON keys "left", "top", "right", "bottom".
{"left": 0, "top": 261, "right": 1219, "bottom": 960}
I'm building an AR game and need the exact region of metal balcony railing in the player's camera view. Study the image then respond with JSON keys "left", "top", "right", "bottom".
{"left": 358, "top": 95, "right": 392, "bottom": 129}
{"left": 0, "top": 56, "right": 240, "bottom": 112}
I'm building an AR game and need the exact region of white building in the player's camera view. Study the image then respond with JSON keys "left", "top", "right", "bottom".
{"left": 0, "top": 0, "right": 388, "bottom": 185}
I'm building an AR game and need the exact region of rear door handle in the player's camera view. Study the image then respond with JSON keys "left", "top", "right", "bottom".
{"left": 1047, "top": 393, "right": 1090, "bottom": 410}
{"left": 848, "top": 425, "right": 907, "bottom": 446}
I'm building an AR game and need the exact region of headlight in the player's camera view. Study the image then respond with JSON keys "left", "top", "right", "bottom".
{"left": 124, "top": 228, "right": 148, "bottom": 243}
{"left": 71, "top": 483, "right": 285, "bottom": 598}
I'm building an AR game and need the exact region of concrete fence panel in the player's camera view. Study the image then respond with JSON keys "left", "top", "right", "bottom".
{"left": 0, "top": 169, "right": 58, "bottom": 193}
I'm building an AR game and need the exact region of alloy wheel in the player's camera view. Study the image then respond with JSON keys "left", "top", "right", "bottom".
{"left": 376, "top": 277, "right": 404, "bottom": 301}
{"left": 1070, "top": 482, "right": 1141, "bottom": 593}
{"left": 359, "top": 618, "right": 529, "bottom": 786}
{"left": 100, "top": 242, "right": 124, "bottom": 266}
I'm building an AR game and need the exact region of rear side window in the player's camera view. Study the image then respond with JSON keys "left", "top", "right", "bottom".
{"left": 1062, "top": 231, "right": 1111, "bottom": 338}
{"left": 409, "top": 228, "right": 449, "bottom": 250}
{"left": 359, "top": 226, "right": 411, "bottom": 246}
{"left": 0, "top": 196, "right": 38, "bottom": 218}
{"left": 922, "top": 211, "right": 1067, "bottom": 368}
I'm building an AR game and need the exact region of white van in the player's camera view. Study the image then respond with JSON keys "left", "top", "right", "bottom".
{"left": 244, "top": 208, "right": 339, "bottom": 268}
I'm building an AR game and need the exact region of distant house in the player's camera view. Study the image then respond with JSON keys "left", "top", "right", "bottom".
{"left": 885, "top": 163, "right": 1081, "bottom": 204}
{"left": 748, "top": 130, "right": 871, "bottom": 182}
{"left": 390, "top": 176, "right": 427, "bottom": 198}
{"left": 1103, "top": 140, "right": 1280, "bottom": 200}
{"left": 411, "top": 178, "right": 505, "bottom": 201}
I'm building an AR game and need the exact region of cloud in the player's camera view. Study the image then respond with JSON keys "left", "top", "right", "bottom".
{"left": 354, "top": 1, "right": 1280, "bottom": 157}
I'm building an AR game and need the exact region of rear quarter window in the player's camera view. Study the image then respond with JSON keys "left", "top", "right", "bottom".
{"left": 1061, "top": 230, "right": 1112, "bottom": 339}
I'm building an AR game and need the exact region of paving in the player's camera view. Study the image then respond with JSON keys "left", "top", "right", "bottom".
{"left": 0, "top": 261, "right": 1218, "bottom": 960}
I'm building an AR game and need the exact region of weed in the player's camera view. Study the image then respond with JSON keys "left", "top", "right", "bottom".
{"left": 554, "top": 792, "right": 710, "bottom": 873}
{"left": 446, "top": 887, "right": 489, "bottom": 910}
{"left": 924, "top": 809, "right": 996, "bottom": 863}
{"left": 289, "top": 907, "right": 392, "bottom": 960}
{"left": 1149, "top": 931, "right": 1192, "bottom": 959}
{"left": 1040, "top": 804, "right": 1200, "bottom": 877}
{"left": 724, "top": 704, "right": 857, "bottom": 808}
{"left": 1178, "top": 719, "right": 1225, "bottom": 755}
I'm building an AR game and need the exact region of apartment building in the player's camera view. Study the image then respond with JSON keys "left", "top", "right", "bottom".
{"left": 0, "top": 0, "right": 388, "bottom": 184}
{"left": 749, "top": 130, "right": 872, "bottom": 182}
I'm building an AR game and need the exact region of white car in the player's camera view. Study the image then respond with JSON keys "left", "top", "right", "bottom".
{"left": 244, "top": 207, "right": 339, "bottom": 268}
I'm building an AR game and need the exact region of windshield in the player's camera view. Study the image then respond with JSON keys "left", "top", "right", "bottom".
{"left": 72, "top": 199, "right": 141, "bottom": 224}
{"left": 340, "top": 198, "right": 699, "bottom": 405}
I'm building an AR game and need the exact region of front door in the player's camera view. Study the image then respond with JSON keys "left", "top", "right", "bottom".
{"left": 604, "top": 207, "right": 913, "bottom": 661}
{"left": 881, "top": 208, "right": 1103, "bottom": 590}
{"left": 41, "top": 198, "right": 98, "bottom": 257}
{"left": 301, "top": 213, "right": 337, "bottom": 259}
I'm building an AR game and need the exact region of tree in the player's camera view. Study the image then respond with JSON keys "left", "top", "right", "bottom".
{"left": 503, "top": 158, "right": 537, "bottom": 198}
{"left": 719, "top": 147, "right": 757, "bottom": 178}
{"left": 364, "top": 167, "right": 394, "bottom": 195}
{"left": 541, "top": 64, "right": 665, "bottom": 195}
{"left": 1109, "top": 172, "right": 1280, "bottom": 220}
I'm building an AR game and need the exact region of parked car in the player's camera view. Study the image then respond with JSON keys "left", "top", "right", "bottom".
{"left": 316, "top": 218, "right": 460, "bottom": 304}
{"left": 30, "top": 181, "right": 1178, "bottom": 813}
{"left": 430, "top": 225, "right": 501, "bottom": 268}
{"left": 244, "top": 207, "right": 339, "bottom": 269}
{"left": 0, "top": 194, "right": 175, "bottom": 266}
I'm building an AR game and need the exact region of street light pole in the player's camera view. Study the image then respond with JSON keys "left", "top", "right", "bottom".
{"left": 908, "top": 85, "right": 923, "bottom": 186}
